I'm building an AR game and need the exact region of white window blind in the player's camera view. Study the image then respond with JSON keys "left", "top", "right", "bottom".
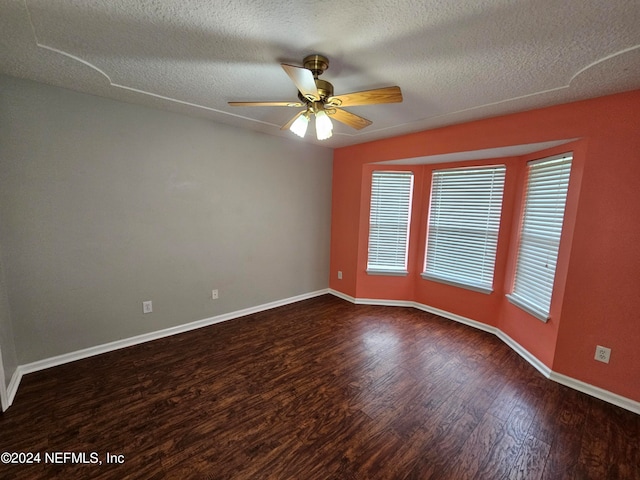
{"left": 507, "top": 154, "right": 572, "bottom": 321}
{"left": 367, "top": 171, "right": 414, "bottom": 275}
{"left": 423, "top": 165, "right": 506, "bottom": 293}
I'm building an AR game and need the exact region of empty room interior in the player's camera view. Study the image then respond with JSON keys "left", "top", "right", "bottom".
{"left": 1, "top": 1, "right": 639, "bottom": 479}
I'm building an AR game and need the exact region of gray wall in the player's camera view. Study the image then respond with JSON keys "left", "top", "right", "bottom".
{"left": 0, "top": 241, "right": 18, "bottom": 391}
{"left": 0, "top": 75, "right": 333, "bottom": 364}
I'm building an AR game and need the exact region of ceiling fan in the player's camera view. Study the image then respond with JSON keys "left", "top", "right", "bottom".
{"left": 228, "top": 54, "right": 403, "bottom": 140}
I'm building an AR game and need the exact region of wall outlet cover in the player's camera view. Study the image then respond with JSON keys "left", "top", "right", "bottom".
{"left": 594, "top": 345, "right": 611, "bottom": 363}
{"left": 143, "top": 301, "right": 153, "bottom": 314}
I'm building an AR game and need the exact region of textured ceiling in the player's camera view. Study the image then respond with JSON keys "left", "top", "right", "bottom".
{"left": 1, "top": 0, "right": 639, "bottom": 148}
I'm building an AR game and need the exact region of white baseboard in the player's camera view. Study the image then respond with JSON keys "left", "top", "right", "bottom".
{"left": 0, "top": 354, "right": 6, "bottom": 412}
{"left": 496, "top": 330, "right": 553, "bottom": 378}
{"left": 328, "top": 289, "right": 640, "bottom": 415}
{"left": 4, "top": 288, "right": 329, "bottom": 410}
{"left": 329, "top": 289, "right": 356, "bottom": 303}
{"left": 549, "top": 371, "right": 640, "bottom": 415}
{"left": 411, "top": 302, "right": 498, "bottom": 335}
{"left": 6, "top": 367, "right": 21, "bottom": 410}
{"left": 355, "top": 297, "right": 414, "bottom": 308}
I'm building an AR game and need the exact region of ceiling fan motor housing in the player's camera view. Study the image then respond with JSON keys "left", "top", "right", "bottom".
{"left": 297, "top": 78, "right": 333, "bottom": 104}
{"left": 303, "top": 54, "right": 329, "bottom": 77}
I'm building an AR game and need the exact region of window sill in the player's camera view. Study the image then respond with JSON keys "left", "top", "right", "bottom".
{"left": 366, "top": 269, "right": 408, "bottom": 277}
{"left": 421, "top": 273, "right": 492, "bottom": 295}
{"left": 506, "top": 294, "right": 550, "bottom": 323}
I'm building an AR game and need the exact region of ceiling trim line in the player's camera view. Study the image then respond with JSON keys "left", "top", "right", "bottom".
{"left": 24, "top": 1, "right": 282, "bottom": 128}
{"left": 569, "top": 44, "right": 640, "bottom": 84}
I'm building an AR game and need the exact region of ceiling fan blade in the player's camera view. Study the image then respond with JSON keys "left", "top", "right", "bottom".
{"left": 328, "top": 108, "right": 372, "bottom": 130}
{"left": 228, "top": 101, "right": 304, "bottom": 107}
{"left": 326, "top": 86, "right": 402, "bottom": 107}
{"left": 280, "top": 110, "right": 305, "bottom": 131}
{"left": 281, "top": 64, "right": 320, "bottom": 101}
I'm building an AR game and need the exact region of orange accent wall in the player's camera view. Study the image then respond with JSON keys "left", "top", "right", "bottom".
{"left": 330, "top": 90, "right": 640, "bottom": 403}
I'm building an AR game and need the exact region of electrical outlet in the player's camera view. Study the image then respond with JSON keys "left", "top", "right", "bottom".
{"left": 212, "top": 289, "right": 219, "bottom": 300}
{"left": 142, "top": 300, "right": 153, "bottom": 314}
{"left": 594, "top": 345, "right": 611, "bottom": 364}
{"left": 338, "top": 270, "right": 343, "bottom": 280}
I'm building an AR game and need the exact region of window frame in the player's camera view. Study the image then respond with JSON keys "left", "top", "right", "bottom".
{"left": 422, "top": 164, "right": 507, "bottom": 294}
{"left": 366, "top": 170, "right": 415, "bottom": 276}
{"left": 506, "top": 153, "right": 573, "bottom": 322}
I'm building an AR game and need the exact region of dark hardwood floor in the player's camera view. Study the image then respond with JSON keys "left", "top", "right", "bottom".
{"left": 1, "top": 295, "right": 638, "bottom": 479}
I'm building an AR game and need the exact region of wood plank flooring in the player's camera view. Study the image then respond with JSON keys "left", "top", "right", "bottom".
{"left": 1, "top": 295, "right": 638, "bottom": 479}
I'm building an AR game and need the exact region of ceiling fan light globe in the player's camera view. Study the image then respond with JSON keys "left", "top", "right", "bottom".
{"left": 315, "top": 110, "right": 333, "bottom": 140}
{"left": 316, "top": 129, "right": 333, "bottom": 140}
{"left": 290, "top": 114, "right": 309, "bottom": 138}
